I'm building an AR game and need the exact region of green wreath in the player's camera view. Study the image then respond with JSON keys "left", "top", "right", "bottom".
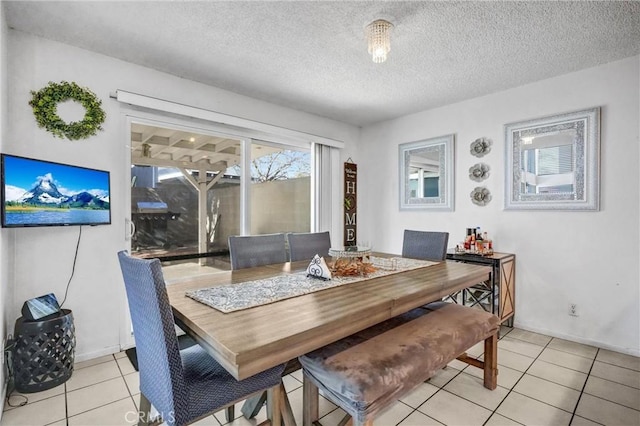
{"left": 29, "top": 81, "right": 106, "bottom": 140}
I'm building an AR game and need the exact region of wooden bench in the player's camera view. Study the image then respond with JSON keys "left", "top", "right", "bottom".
{"left": 299, "top": 302, "right": 499, "bottom": 426}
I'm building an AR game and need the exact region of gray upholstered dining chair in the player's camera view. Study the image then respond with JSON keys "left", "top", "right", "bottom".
{"left": 117, "top": 250, "right": 285, "bottom": 426}
{"left": 287, "top": 231, "right": 332, "bottom": 262}
{"left": 228, "top": 233, "right": 288, "bottom": 270}
{"left": 226, "top": 233, "right": 295, "bottom": 421}
{"left": 403, "top": 230, "right": 459, "bottom": 307}
{"left": 402, "top": 229, "right": 449, "bottom": 261}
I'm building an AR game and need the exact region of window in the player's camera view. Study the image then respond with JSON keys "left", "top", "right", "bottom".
{"left": 249, "top": 141, "right": 311, "bottom": 234}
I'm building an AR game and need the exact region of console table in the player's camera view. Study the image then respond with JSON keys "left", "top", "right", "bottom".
{"left": 445, "top": 251, "right": 515, "bottom": 325}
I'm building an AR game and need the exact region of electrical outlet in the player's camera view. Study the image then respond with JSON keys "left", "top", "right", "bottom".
{"left": 569, "top": 303, "right": 578, "bottom": 317}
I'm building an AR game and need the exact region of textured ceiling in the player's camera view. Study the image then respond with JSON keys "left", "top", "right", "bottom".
{"left": 4, "top": 1, "right": 640, "bottom": 126}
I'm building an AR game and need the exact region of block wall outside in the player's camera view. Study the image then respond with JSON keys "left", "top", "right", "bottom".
{"left": 156, "top": 177, "right": 310, "bottom": 250}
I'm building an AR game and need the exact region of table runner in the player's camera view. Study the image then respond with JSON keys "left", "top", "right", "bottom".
{"left": 185, "top": 257, "right": 436, "bottom": 313}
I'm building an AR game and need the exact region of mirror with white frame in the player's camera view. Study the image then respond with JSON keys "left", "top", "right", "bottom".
{"left": 504, "top": 107, "right": 600, "bottom": 210}
{"left": 399, "top": 134, "right": 454, "bottom": 211}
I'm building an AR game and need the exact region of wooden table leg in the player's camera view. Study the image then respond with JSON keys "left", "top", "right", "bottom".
{"left": 280, "top": 382, "right": 296, "bottom": 426}
{"left": 303, "top": 375, "right": 319, "bottom": 426}
{"left": 267, "top": 384, "right": 282, "bottom": 426}
{"left": 138, "top": 393, "right": 151, "bottom": 426}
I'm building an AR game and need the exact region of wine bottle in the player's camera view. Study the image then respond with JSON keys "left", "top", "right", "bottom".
{"left": 475, "top": 228, "right": 483, "bottom": 253}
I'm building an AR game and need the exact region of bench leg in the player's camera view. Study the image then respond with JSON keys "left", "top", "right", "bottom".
{"left": 344, "top": 418, "right": 374, "bottom": 426}
{"left": 483, "top": 332, "right": 498, "bottom": 390}
{"left": 303, "top": 374, "right": 319, "bottom": 426}
{"left": 338, "top": 414, "right": 352, "bottom": 426}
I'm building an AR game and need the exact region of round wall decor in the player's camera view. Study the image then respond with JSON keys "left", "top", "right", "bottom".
{"left": 29, "top": 81, "right": 106, "bottom": 140}
{"left": 471, "top": 186, "right": 492, "bottom": 206}
{"left": 469, "top": 162, "right": 490, "bottom": 182}
{"left": 470, "top": 137, "right": 492, "bottom": 157}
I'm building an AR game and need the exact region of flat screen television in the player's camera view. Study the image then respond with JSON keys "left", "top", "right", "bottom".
{"left": 1, "top": 154, "right": 111, "bottom": 228}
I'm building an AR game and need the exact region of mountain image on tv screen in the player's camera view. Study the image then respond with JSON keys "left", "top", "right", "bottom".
{"left": 2, "top": 155, "right": 111, "bottom": 227}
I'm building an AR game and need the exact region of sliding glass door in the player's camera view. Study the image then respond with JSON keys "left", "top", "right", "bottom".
{"left": 128, "top": 123, "right": 312, "bottom": 270}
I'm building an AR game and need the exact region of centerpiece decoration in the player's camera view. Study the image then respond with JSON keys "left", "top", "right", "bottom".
{"left": 328, "top": 246, "right": 377, "bottom": 277}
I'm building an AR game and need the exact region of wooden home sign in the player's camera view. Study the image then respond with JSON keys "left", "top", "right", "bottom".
{"left": 344, "top": 161, "right": 357, "bottom": 246}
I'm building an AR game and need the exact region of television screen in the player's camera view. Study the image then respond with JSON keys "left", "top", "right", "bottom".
{"left": 1, "top": 154, "right": 111, "bottom": 228}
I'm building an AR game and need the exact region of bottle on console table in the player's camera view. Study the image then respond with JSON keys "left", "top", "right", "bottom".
{"left": 464, "top": 228, "right": 473, "bottom": 250}
{"left": 476, "top": 229, "right": 484, "bottom": 253}
{"left": 483, "top": 232, "right": 492, "bottom": 251}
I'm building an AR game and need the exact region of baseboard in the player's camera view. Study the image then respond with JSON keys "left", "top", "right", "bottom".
{"left": 74, "top": 344, "right": 123, "bottom": 363}
{"left": 513, "top": 320, "right": 640, "bottom": 358}
{"left": 0, "top": 383, "right": 5, "bottom": 422}
{"left": 75, "top": 328, "right": 185, "bottom": 363}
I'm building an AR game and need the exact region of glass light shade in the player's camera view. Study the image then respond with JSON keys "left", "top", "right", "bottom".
{"left": 366, "top": 19, "right": 393, "bottom": 63}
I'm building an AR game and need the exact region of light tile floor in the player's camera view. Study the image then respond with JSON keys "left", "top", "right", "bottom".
{"left": 2, "top": 326, "right": 639, "bottom": 426}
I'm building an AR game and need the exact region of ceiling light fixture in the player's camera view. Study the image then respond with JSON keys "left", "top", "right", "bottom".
{"left": 366, "top": 19, "right": 394, "bottom": 63}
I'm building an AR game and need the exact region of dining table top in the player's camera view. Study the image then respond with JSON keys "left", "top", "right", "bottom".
{"left": 166, "top": 254, "right": 492, "bottom": 380}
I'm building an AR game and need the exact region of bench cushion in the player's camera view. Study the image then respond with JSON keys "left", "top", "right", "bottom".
{"left": 299, "top": 302, "right": 499, "bottom": 423}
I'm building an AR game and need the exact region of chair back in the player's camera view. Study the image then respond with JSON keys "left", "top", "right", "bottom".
{"left": 287, "top": 231, "right": 332, "bottom": 262}
{"left": 228, "top": 233, "right": 287, "bottom": 270}
{"left": 402, "top": 230, "right": 449, "bottom": 261}
{"left": 117, "top": 251, "right": 187, "bottom": 423}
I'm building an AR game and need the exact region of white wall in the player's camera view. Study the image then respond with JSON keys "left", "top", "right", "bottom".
{"left": 5, "top": 30, "right": 359, "bottom": 361}
{"left": 0, "top": 1, "right": 10, "bottom": 409}
{"left": 360, "top": 56, "right": 640, "bottom": 356}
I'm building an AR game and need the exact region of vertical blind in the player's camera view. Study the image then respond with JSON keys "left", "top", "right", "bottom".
{"left": 538, "top": 145, "right": 574, "bottom": 175}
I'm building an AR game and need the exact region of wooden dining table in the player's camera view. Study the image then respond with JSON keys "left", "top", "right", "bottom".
{"left": 165, "top": 255, "right": 492, "bottom": 382}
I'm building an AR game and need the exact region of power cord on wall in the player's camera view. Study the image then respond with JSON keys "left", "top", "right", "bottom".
{"left": 4, "top": 338, "right": 27, "bottom": 408}
{"left": 60, "top": 225, "right": 82, "bottom": 309}
{"left": 4, "top": 225, "right": 83, "bottom": 407}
